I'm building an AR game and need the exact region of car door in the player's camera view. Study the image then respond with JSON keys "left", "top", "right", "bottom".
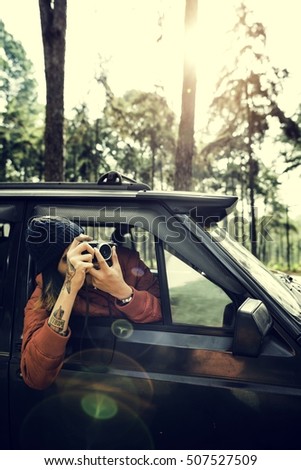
{"left": 8, "top": 201, "right": 301, "bottom": 450}
{"left": 109, "top": 221, "right": 301, "bottom": 450}
{"left": 8, "top": 202, "right": 119, "bottom": 450}
{"left": 0, "top": 202, "right": 24, "bottom": 450}
{"left": 8, "top": 200, "right": 171, "bottom": 450}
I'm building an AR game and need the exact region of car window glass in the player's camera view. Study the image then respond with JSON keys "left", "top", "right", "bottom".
{"left": 129, "top": 226, "right": 157, "bottom": 272}
{"left": 164, "top": 247, "right": 231, "bottom": 327}
{"left": 85, "top": 224, "right": 115, "bottom": 241}
{"left": 0, "top": 222, "right": 11, "bottom": 306}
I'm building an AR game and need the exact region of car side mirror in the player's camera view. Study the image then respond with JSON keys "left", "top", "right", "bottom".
{"left": 233, "top": 298, "right": 273, "bottom": 357}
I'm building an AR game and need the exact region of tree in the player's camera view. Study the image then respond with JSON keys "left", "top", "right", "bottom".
{"left": 278, "top": 104, "right": 301, "bottom": 174}
{"left": 101, "top": 86, "right": 176, "bottom": 189}
{"left": 65, "top": 104, "right": 110, "bottom": 182}
{"left": 201, "top": 3, "right": 298, "bottom": 257}
{"left": 174, "top": 0, "right": 198, "bottom": 190}
{"left": 39, "top": 0, "right": 66, "bottom": 181}
{"left": 0, "top": 20, "right": 42, "bottom": 181}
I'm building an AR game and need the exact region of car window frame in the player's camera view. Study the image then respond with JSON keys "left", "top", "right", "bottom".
{"left": 20, "top": 200, "right": 250, "bottom": 341}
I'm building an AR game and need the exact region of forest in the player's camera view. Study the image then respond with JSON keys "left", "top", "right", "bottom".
{"left": 1, "top": 1, "right": 301, "bottom": 272}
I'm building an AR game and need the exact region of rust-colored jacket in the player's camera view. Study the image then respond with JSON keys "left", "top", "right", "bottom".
{"left": 21, "top": 247, "right": 161, "bottom": 390}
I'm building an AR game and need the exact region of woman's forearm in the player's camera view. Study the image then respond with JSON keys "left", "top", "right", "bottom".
{"left": 48, "top": 283, "right": 78, "bottom": 336}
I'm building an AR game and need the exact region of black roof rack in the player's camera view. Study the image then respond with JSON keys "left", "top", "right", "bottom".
{"left": 0, "top": 171, "right": 151, "bottom": 192}
{"left": 97, "top": 171, "right": 151, "bottom": 190}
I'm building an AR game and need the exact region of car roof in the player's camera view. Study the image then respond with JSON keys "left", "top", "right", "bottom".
{"left": 0, "top": 181, "right": 238, "bottom": 222}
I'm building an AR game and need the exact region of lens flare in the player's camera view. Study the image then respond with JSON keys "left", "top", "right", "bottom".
{"left": 20, "top": 391, "right": 154, "bottom": 449}
{"left": 81, "top": 392, "right": 118, "bottom": 419}
{"left": 111, "top": 319, "right": 134, "bottom": 339}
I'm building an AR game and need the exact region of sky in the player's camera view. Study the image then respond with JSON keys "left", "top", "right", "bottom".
{"left": 1, "top": 0, "right": 301, "bottom": 216}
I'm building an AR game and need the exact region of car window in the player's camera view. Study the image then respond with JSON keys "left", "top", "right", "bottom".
{"left": 164, "top": 247, "right": 232, "bottom": 327}
{"left": 129, "top": 226, "right": 157, "bottom": 272}
{"left": 33, "top": 205, "right": 159, "bottom": 273}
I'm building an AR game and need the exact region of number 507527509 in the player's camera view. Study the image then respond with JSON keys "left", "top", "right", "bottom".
{"left": 186, "top": 454, "right": 258, "bottom": 466}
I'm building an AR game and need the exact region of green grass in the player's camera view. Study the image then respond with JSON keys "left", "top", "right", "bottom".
{"left": 169, "top": 279, "right": 230, "bottom": 327}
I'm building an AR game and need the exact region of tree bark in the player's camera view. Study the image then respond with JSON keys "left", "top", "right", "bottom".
{"left": 245, "top": 80, "right": 258, "bottom": 258}
{"left": 39, "top": 0, "right": 66, "bottom": 181}
{"left": 174, "top": 0, "right": 197, "bottom": 191}
{"left": 285, "top": 206, "right": 291, "bottom": 271}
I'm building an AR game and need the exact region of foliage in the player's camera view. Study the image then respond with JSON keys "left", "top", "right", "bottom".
{"left": 102, "top": 89, "right": 177, "bottom": 189}
{"left": 199, "top": 3, "right": 299, "bottom": 258}
{"left": 1, "top": 6, "right": 300, "bottom": 272}
{"left": 0, "top": 19, "right": 43, "bottom": 181}
{"left": 64, "top": 88, "right": 177, "bottom": 188}
{"left": 65, "top": 104, "right": 111, "bottom": 182}
{"left": 261, "top": 211, "right": 301, "bottom": 272}
{"left": 279, "top": 103, "right": 301, "bottom": 173}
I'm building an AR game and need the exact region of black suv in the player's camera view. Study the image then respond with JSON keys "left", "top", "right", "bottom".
{"left": 1, "top": 172, "right": 301, "bottom": 450}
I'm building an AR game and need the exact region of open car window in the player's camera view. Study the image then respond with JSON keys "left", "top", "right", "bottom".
{"left": 164, "top": 245, "right": 234, "bottom": 328}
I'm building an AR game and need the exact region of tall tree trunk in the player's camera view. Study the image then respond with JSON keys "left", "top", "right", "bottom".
{"left": 39, "top": 0, "right": 66, "bottom": 181}
{"left": 246, "top": 82, "right": 257, "bottom": 257}
{"left": 248, "top": 152, "right": 257, "bottom": 257}
{"left": 150, "top": 132, "right": 156, "bottom": 189}
{"left": 285, "top": 206, "right": 291, "bottom": 271}
{"left": 0, "top": 140, "right": 8, "bottom": 181}
{"left": 174, "top": 0, "right": 197, "bottom": 191}
{"left": 240, "top": 178, "right": 246, "bottom": 246}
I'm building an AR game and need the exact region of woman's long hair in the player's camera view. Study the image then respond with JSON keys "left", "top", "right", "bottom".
{"left": 35, "top": 262, "right": 65, "bottom": 313}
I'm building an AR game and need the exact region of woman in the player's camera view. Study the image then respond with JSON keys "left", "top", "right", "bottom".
{"left": 21, "top": 216, "right": 161, "bottom": 390}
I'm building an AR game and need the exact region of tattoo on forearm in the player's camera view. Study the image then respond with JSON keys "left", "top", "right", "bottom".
{"left": 48, "top": 306, "right": 66, "bottom": 334}
{"left": 49, "top": 317, "right": 65, "bottom": 330}
{"left": 54, "top": 305, "right": 64, "bottom": 320}
{"left": 64, "top": 260, "right": 76, "bottom": 294}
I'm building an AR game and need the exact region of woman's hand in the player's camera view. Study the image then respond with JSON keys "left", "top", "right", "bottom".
{"left": 48, "top": 235, "right": 94, "bottom": 337}
{"left": 64, "top": 234, "right": 94, "bottom": 293}
{"left": 88, "top": 246, "right": 132, "bottom": 300}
